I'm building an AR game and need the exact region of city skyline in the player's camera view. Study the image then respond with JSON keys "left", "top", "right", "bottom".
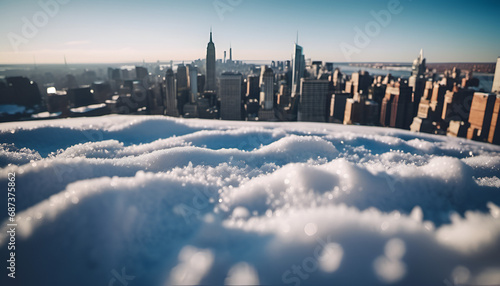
{"left": 1, "top": 0, "right": 499, "bottom": 64}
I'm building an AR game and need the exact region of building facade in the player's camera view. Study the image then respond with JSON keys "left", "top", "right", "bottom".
{"left": 493, "top": 57, "right": 500, "bottom": 93}
{"left": 297, "top": 79, "right": 329, "bottom": 122}
{"left": 187, "top": 64, "right": 198, "bottom": 103}
{"left": 291, "top": 43, "right": 305, "bottom": 96}
{"left": 176, "top": 64, "right": 188, "bottom": 90}
{"left": 259, "top": 66, "right": 274, "bottom": 110}
{"left": 220, "top": 72, "right": 242, "bottom": 120}
{"left": 164, "top": 68, "right": 179, "bottom": 117}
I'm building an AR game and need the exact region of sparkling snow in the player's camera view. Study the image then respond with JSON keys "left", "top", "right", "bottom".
{"left": 0, "top": 115, "right": 499, "bottom": 286}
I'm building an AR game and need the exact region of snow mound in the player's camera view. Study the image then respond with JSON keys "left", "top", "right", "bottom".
{"left": 0, "top": 115, "right": 499, "bottom": 286}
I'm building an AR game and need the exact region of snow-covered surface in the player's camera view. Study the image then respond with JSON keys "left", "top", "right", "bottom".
{"left": 70, "top": 103, "right": 107, "bottom": 113}
{"left": 1, "top": 115, "right": 499, "bottom": 286}
{"left": 31, "top": 111, "right": 62, "bottom": 119}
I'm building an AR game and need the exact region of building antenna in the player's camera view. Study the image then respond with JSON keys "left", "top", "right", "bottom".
{"left": 296, "top": 31, "right": 299, "bottom": 44}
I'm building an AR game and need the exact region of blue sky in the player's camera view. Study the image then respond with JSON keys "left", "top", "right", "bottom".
{"left": 0, "top": 0, "right": 499, "bottom": 64}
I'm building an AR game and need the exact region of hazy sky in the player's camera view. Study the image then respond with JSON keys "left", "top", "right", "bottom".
{"left": 1, "top": 0, "right": 499, "bottom": 64}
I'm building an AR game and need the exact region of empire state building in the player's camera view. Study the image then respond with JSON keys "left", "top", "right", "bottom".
{"left": 205, "top": 29, "right": 216, "bottom": 92}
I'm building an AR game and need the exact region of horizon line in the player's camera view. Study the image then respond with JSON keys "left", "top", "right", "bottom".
{"left": 0, "top": 60, "right": 497, "bottom": 66}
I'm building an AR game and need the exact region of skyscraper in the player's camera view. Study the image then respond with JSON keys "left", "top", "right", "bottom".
{"left": 184, "top": 64, "right": 199, "bottom": 118}
{"left": 219, "top": 72, "right": 242, "bottom": 120}
{"left": 246, "top": 75, "right": 260, "bottom": 101}
{"left": 409, "top": 49, "right": 427, "bottom": 117}
{"left": 493, "top": 57, "right": 500, "bottom": 93}
{"left": 329, "top": 93, "right": 352, "bottom": 123}
{"left": 135, "top": 66, "right": 148, "bottom": 81}
{"left": 389, "top": 83, "right": 413, "bottom": 129}
{"left": 380, "top": 81, "right": 413, "bottom": 129}
{"left": 205, "top": 29, "right": 216, "bottom": 92}
{"left": 258, "top": 66, "right": 275, "bottom": 120}
{"left": 164, "top": 68, "right": 179, "bottom": 117}
{"left": 411, "top": 49, "right": 426, "bottom": 77}
{"left": 186, "top": 64, "right": 198, "bottom": 103}
{"left": 297, "top": 79, "right": 329, "bottom": 122}
{"left": 245, "top": 74, "right": 260, "bottom": 117}
{"left": 487, "top": 95, "right": 500, "bottom": 144}
{"left": 332, "top": 68, "right": 343, "bottom": 93}
{"left": 291, "top": 42, "right": 305, "bottom": 97}
{"left": 441, "top": 88, "right": 474, "bottom": 123}
{"left": 467, "top": 92, "right": 496, "bottom": 141}
{"left": 176, "top": 64, "right": 188, "bottom": 90}
{"left": 260, "top": 66, "right": 274, "bottom": 110}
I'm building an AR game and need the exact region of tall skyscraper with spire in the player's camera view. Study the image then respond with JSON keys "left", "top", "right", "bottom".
{"left": 411, "top": 49, "right": 426, "bottom": 77}
{"left": 205, "top": 28, "right": 216, "bottom": 92}
{"left": 291, "top": 38, "right": 305, "bottom": 97}
{"left": 409, "top": 49, "right": 427, "bottom": 117}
